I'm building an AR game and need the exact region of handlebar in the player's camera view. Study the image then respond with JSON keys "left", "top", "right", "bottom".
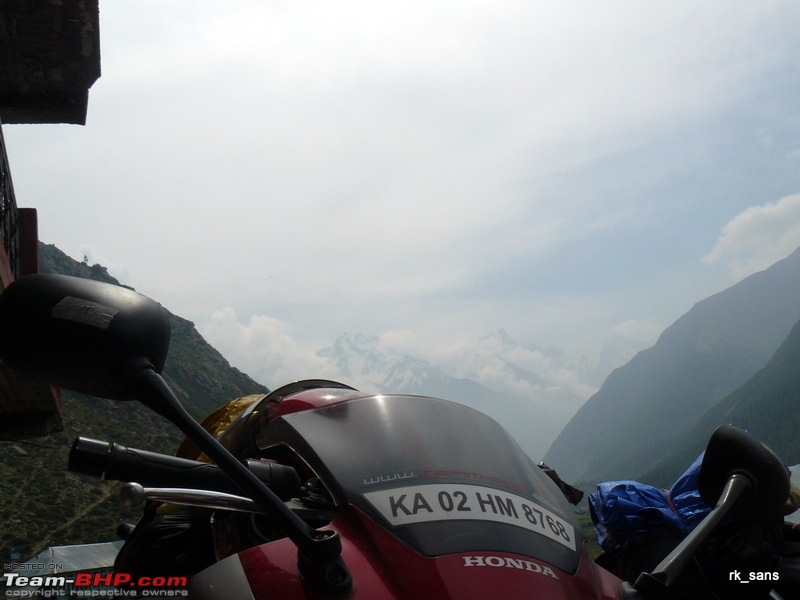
{"left": 69, "top": 436, "right": 302, "bottom": 501}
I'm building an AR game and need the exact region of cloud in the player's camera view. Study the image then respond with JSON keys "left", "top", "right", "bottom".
{"left": 703, "top": 193, "right": 800, "bottom": 279}
{"left": 376, "top": 328, "right": 595, "bottom": 402}
{"left": 5, "top": 0, "right": 800, "bottom": 366}
{"left": 200, "top": 310, "right": 599, "bottom": 413}
{"left": 199, "top": 308, "right": 337, "bottom": 388}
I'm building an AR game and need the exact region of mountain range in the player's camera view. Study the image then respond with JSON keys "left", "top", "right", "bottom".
{"left": 7, "top": 239, "right": 799, "bottom": 561}
{"left": 643, "top": 316, "right": 800, "bottom": 486}
{"left": 313, "top": 330, "right": 641, "bottom": 459}
{"left": 544, "top": 246, "right": 800, "bottom": 486}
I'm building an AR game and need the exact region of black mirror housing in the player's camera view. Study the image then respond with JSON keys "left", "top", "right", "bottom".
{"left": 0, "top": 274, "right": 170, "bottom": 400}
{"left": 699, "top": 424, "right": 789, "bottom": 519}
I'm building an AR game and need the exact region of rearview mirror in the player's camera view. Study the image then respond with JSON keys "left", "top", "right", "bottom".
{"left": 698, "top": 424, "right": 789, "bottom": 519}
{"left": 0, "top": 274, "right": 170, "bottom": 401}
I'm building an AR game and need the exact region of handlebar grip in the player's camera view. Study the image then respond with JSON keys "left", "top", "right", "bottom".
{"left": 68, "top": 436, "right": 301, "bottom": 501}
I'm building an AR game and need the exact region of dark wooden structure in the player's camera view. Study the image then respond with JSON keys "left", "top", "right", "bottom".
{"left": 0, "top": 0, "right": 101, "bottom": 439}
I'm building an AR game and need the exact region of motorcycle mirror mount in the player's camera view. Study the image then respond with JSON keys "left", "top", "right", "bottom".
{"left": 618, "top": 425, "right": 789, "bottom": 599}
{"left": 0, "top": 274, "right": 352, "bottom": 596}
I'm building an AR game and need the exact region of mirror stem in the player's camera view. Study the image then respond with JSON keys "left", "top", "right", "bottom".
{"left": 125, "top": 361, "right": 352, "bottom": 595}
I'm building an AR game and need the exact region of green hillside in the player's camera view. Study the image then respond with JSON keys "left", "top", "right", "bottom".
{"left": 545, "top": 246, "right": 800, "bottom": 485}
{"left": 0, "top": 243, "right": 268, "bottom": 560}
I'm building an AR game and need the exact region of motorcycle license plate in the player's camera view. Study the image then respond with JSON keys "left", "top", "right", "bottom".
{"left": 364, "top": 483, "right": 576, "bottom": 550}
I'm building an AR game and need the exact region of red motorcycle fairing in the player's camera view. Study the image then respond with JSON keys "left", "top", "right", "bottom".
{"left": 194, "top": 394, "right": 623, "bottom": 598}
{"left": 257, "top": 395, "right": 585, "bottom": 572}
{"left": 216, "top": 505, "right": 621, "bottom": 599}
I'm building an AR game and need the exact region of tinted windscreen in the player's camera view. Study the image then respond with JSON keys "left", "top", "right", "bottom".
{"left": 260, "top": 395, "right": 581, "bottom": 573}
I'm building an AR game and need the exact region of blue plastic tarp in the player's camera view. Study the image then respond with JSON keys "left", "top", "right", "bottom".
{"left": 589, "top": 453, "right": 712, "bottom": 553}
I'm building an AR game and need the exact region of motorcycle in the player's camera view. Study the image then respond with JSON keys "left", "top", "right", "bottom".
{"left": 0, "top": 273, "right": 794, "bottom": 599}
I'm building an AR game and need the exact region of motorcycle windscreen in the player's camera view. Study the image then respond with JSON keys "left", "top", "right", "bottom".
{"left": 259, "top": 395, "right": 582, "bottom": 574}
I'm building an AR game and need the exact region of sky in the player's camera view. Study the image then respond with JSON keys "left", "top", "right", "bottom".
{"left": 3, "top": 1, "right": 800, "bottom": 390}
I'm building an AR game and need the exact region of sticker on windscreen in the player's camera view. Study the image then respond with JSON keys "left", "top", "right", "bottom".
{"left": 363, "top": 483, "right": 575, "bottom": 551}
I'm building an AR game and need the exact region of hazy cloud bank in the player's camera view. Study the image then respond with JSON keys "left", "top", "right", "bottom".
{"left": 704, "top": 194, "right": 800, "bottom": 279}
